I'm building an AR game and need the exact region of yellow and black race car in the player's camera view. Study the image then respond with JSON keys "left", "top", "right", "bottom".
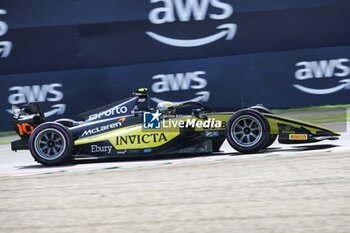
{"left": 11, "top": 88, "right": 340, "bottom": 166}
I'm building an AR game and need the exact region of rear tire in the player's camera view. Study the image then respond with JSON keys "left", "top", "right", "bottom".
{"left": 226, "top": 109, "right": 270, "bottom": 154}
{"left": 29, "top": 122, "right": 73, "bottom": 166}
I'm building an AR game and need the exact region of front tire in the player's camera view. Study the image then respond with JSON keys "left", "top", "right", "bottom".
{"left": 29, "top": 122, "right": 73, "bottom": 166}
{"left": 226, "top": 109, "right": 270, "bottom": 154}
{"left": 250, "top": 105, "right": 277, "bottom": 149}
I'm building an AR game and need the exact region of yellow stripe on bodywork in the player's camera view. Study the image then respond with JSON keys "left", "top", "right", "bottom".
{"left": 193, "top": 114, "right": 230, "bottom": 131}
{"left": 75, "top": 124, "right": 180, "bottom": 150}
{"left": 264, "top": 113, "right": 340, "bottom": 135}
{"left": 74, "top": 112, "right": 339, "bottom": 151}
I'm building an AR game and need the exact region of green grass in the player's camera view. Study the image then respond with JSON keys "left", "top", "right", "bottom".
{"left": 272, "top": 104, "right": 349, "bottom": 124}
{"left": 0, "top": 141, "right": 11, "bottom": 145}
{"left": 296, "top": 113, "right": 348, "bottom": 124}
{"left": 0, "top": 131, "right": 16, "bottom": 145}
{"left": 271, "top": 104, "right": 350, "bottom": 113}
{"left": 0, "top": 131, "right": 16, "bottom": 137}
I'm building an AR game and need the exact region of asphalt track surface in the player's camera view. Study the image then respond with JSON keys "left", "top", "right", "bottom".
{"left": 0, "top": 123, "right": 349, "bottom": 232}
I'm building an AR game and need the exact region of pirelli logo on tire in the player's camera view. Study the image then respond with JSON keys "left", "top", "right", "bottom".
{"left": 289, "top": 134, "right": 308, "bottom": 140}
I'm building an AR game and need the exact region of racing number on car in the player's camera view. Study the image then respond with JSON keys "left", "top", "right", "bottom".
{"left": 17, "top": 123, "right": 34, "bottom": 135}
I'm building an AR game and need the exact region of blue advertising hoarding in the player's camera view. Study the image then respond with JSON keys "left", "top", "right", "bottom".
{"left": 0, "top": 0, "right": 349, "bottom": 130}
{"left": 1, "top": 45, "right": 349, "bottom": 130}
{"left": 1, "top": 0, "right": 349, "bottom": 74}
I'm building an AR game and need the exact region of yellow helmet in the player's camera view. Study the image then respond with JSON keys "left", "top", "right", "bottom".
{"left": 157, "top": 101, "right": 174, "bottom": 114}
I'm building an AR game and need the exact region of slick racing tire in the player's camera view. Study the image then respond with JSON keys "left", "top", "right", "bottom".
{"left": 29, "top": 122, "right": 74, "bottom": 166}
{"left": 250, "top": 105, "right": 277, "bottom": 149}
{"left": 226, "top": 109, "right": 271, "bottom": 154}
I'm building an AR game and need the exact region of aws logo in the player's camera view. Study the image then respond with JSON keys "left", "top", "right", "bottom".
{"left": 7, "top": 83, "right": 66, "bottom": 117}
{"left": 147, "top": 0, "right": 236, "bottom": 47}
{"left": 151, "top": 70, "right": 210, "bottom": 104}
{"left": 0, "top": 9, "right": 12, "bottom": 58}
{"left": 293, "top": 58, "right": 350, "bottom": 95}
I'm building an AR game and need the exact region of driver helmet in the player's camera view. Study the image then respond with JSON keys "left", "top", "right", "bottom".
{"left": 157, "top": 101, "right": 175, "bottom": 115}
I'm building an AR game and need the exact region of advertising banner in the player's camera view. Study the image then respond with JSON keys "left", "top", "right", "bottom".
{"left": 0, "top": 1, "right": 349, "bottom": 74}
{"left": 0, "top": 1, "right": 349, "bottom": 130}
{"left": 1, "top": 45, "right": 349, "bottom": 131}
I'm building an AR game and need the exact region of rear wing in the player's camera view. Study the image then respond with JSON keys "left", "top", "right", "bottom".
{"left": 12, "top": 102, "right": 45, "bottom": 122}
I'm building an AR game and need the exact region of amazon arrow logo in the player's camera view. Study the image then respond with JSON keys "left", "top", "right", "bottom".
{"left": 151, "top": 91, "right": 210, "bottom": 105}
{"left": 44, "top": 104, "right": 66, "bottom": 117}
{"left": 147, "top": 0, "right": 236, "bottom": 47}
{"left": 146, "top": 23, "right": 237, "bottom": 47}
{"left": 293, "top": 79, "right": 350, "bottom": 95}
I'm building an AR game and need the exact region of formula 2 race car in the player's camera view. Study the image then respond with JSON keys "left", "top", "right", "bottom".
{"left": 11, "top": 88, "right": 340, "bottom": 166}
